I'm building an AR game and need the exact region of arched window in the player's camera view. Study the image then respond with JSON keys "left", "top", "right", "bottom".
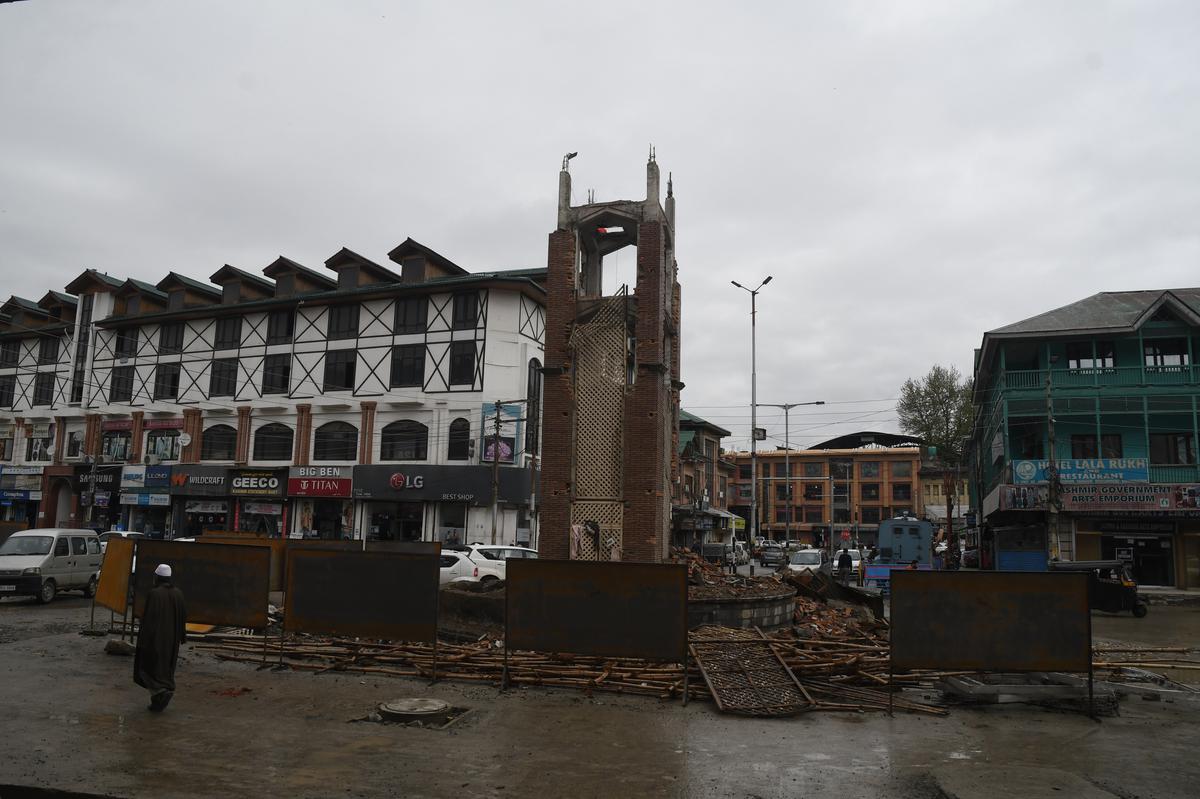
{"left": 446, "top": 418, "right": 471, "bottom": 461}
{"left": 381, "top": 420, "right": 428, "bottom": 461}
{"left": 314, "top": 421, "right": 358, "bottom": 461}
{"left": 525, "top": 358, "right": 542, "bottom": 456}
{"left": 253, "top": 423, "right": 294, "bottom": 461}
{"left": 201, "top": 424, "right": 237, "bottom": 460}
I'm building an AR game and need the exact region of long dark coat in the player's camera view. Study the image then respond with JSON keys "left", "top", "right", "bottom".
{"left": 134, "top": 581, "right": 188, "bottom": 693}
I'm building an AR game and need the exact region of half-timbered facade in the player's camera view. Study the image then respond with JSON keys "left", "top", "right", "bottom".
{"left": 0, "top": 239, "right": 545, "bottom": 547}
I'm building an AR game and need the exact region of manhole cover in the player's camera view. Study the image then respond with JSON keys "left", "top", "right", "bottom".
{"left": 378, "top": 698, "right": 451, "bottom": 722}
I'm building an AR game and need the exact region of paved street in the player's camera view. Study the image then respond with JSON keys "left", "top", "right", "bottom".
{"left": 2, "top": 597, "right": 1198, "bottom": 798}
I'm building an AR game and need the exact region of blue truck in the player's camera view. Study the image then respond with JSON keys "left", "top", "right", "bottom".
{"left": 864, "top": 516, "right": 934, "bottom": 593}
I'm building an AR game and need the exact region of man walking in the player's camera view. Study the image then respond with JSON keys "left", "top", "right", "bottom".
{"left": 836, "top": 547, "right": 853, "bottom": 586}
{"left": 134, "top": 564, "right": 187, "bottom": 712}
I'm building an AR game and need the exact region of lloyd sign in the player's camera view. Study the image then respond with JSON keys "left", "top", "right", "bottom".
{"left": 1012, "top": 458, "right": 1149, "bottom": 485}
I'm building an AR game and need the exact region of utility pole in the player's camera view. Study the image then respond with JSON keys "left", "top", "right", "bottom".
{"left": 1045, "top": 362, "right": 1060, "bottom": 560}
{"left": 758, "top": 401, "right": 824, "bottom": 546}
{"left": 490, "top": 400, "right": 502, "bottom": 545}
{"left": 732, "top": 276, "right": 772, "bottom": 577}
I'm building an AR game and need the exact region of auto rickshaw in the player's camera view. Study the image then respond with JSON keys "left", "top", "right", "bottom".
{"left": 1049, "top": 559, "right": 1148, "bottom": 617}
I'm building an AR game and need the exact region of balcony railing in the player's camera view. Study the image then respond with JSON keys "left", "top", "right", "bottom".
{"left": 1001, "top": 366, "right": 1200, "bottom": 391}
{"left": 1149, "top": 464, "right": 1200, "bottom": 483}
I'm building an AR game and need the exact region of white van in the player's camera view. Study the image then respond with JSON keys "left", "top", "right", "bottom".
{"left": 0, "top": 529, "right": 103, "bottom": 603}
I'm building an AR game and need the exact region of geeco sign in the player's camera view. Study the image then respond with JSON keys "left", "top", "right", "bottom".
{"left": 229, "top": 469, "right": 287, "bottom": 497}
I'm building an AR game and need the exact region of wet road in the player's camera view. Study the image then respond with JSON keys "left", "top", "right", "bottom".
{"left": 0, "top": 596, "right": 1197, "bottom": 798}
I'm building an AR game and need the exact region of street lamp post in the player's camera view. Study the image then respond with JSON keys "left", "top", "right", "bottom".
{"left": 732, "top": 276, "right": 772, "bottom": 576}
{"left": 757, "top": 401, "right": 825, "bottom": 544}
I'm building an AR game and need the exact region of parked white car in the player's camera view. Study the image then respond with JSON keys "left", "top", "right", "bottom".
{"left": 98, "top": 530, "right": 146, "bottom": 555}
{"left": 439, "top": 550, "right": 504, "bottom": 586}
{"left": 466, "top": 545, "right": 538, "bottom": 579}
{"left": 0, "top": 529, "right": 103, "bottom": 603}
{"left": 787, "top": 549, "right": 827, "bottom": 575}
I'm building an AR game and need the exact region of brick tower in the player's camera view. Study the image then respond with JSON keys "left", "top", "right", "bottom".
{"left": 539, "top": 153, "right": 681, "bottom": 563}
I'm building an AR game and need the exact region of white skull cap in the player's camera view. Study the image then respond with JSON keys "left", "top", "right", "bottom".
{"left": 154, "top": 563, "right": 172, "bottom": 578}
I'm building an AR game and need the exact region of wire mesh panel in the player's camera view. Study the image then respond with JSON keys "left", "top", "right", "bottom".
{"left": 568, "top": 291, "right": 628, "bottom": 560}
{"left": 691, "top": 635, "right": 813, "bottom": 717}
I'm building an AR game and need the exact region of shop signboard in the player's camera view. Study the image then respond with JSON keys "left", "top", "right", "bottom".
{"left": 102, "top": 420, "right": 134, "bottom": 431}
{"left": 287, "top": 466, "right": 353, "bottom": 497}
{"left": 119, "top": 492, "right": 172, "bottom": 507}
{"left": 143, "top": 417, "right": 184, "bottom": 430}
{"left": 1, "top": 465, "right": 45, "bottom": 476}
{"left": 168, "top": 465, "right": 229, "bottom": 496}
{"left": 74, "top": 464, "right": 123, "bottom": 501}
{"left": 1001, "top": 483, "right": 1200, "bottom": 514}
{"left": 351, "top": 464, "right": 532, "bottom": 505}
{"left": 230, "top": 468, "right": 287, "bottom": 497}
{"left": 1012, "top": 458, "right": 1149, "bottom": 485}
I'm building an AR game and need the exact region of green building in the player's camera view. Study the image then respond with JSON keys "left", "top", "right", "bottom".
{"left": 969, "top": 289, "right": 1200, "bottom": 589}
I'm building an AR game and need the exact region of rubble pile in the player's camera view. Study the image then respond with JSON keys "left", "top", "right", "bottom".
{"left": 671, "top": 547, "right": 789, "bottom": 600}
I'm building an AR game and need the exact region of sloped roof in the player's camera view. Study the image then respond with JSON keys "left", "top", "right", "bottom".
{"left": 156, "top": 271, "right": 222, "bottom": 299}
{"left": 988, "top": 289, "right": 1200, "bottom": 337}
{"left": 325, "top": 247, "right": 400, "bottom": 283}
{"left": 262, "top": 256, "right": 338, "bottom": 289}
{"left": 116, "top": 278, "right": 168, "bottom": 301}
{"left": 680, "top": 409, "right": 732, "bottom": 437}
{"left": 209, "top": 264, "right": 275, "bottom": 293}
{"left": 808, "top": 431, "right": 922, "bottom": 450}
{"left": 387, "top": 238, "right": 469, "bottom": 275}
{"left": 64, "top": 269, "right": 124, "bottom": 295}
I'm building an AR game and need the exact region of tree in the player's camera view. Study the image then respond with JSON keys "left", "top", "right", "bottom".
{"left": 898, "top": 365, "right": 975, "bottom": 567}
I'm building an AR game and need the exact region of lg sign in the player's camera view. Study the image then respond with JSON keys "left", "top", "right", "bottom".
{"left": 389, "top": 472, "right": 425, "bottom": 490}
{"left": 233, "top": 476, "right": 280, "bottom": 490}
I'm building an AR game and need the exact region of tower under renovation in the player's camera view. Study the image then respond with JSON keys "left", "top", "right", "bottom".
{"left": 539, "top": 154, "right": 681, "bottom": 563}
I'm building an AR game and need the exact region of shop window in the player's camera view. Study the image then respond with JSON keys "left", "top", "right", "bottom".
{"left": 110, "top": 366, "right": 135, "bottom": 403}
{"left": 25, "top": 434, "right": 52, "bottom": 462}
{"left": 0, "top": 340, "right": 18, "bottom": 367}
{"left": 525, "top": 358, "right": 541, "bottom": 455}
{"left": 201, "top": 424, "right": 237, "bottom": 461}
{"left": 323, "top": 350, "right": 356, "bottom": 392}
{"left": 1071, "top": 434, "right": 1122, "bottom": 459}
{"left": 214, "top": 318, "right": 242, "bottom": 350}
{"left": 209, "top": 358, "right": 238, "bottom": 398}
{"left": 146, "top": 430, "right": 180, "bottom": 461}
{"left": 1150, "top": 433, "right": 1195, "bottom": 465}
{"left": 102, "top": 431, "right": 131, "bottom": 462}
{"left": 66, "top": 431, "right": 83, "bottom": 458}
{"left": 33, "top": 373, "right": 54, "bottom": 406}
{"left": 266, "top": 310, "right": 294, "bottom": 345}
{"left": 37, "top": 336, "right": 59, "bottom": 365}
{"left": 390, "top": 344, "right": 424, "bottom": 388}
{"left": 451, "top": 292, "right": 478, "bottom": 330}
{"left": 449, "top": 341, "right": 476, "bottom": 385}
{"left": 0, "top": 375, "right": 16, "bottom": 408}
{"left": 394, "top": 296, "right": 427, "bottom": 334}
{"left": 262, "top": 353, "right": 291, "bottom": 395}
{"left": 158, "top": 323, "right": 184, "bottom": 355}
{"left": 891, "top": 461, "right": 913, "bottom": 478}
{"left": 0, "top": 437, "right": 15, "bottom": 460}
{"left": 253, "top": 423, "right": 294, "bottom": 461}
{"left": 892, "top": 483, "right": 913, "bottom": 502}
{"left": 314, "top": 422, "right": 358, "bottom": 461}
{"left": 326, "top": 305, "right": 359, "bottom": 340}
{"left": 153, "top": 364, "right": 180, "bottom": 400}
{"left": 447, "top": 417, "right": 471, "bottom": 461}
{"left": 861, "top": 483, "right": 880, "bottom": 501}
{"left": 380, "top": 420, "right": 427, "bottom": 461}
{"left": 115, "top": 328, "right": 138, "bottom": 359}
{"left": 860, "top": 462, "right": 880, "bottom": 478}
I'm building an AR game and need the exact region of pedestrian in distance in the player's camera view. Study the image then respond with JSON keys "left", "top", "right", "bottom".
{"left": 907, "top": 559, "right": 919, "bottom": 570}
{"left": 134, "top": 563, "right": 187, "bottom": 712}
{"left": 836, "top": 547, "right": 853, "bottom": 585}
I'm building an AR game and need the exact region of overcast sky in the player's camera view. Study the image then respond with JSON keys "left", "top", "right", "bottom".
{"left": 3, "top": 1, "right": 1198, "bottom": 451}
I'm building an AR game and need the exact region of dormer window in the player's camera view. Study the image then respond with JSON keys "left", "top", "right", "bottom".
{"left": 169, "top": 290, "right": 185, "bottom": 311}
{"left": 222, "top": 282, "right": 241, "bottom": 304}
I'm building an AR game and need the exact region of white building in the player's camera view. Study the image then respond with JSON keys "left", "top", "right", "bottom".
{"left": 0, "top": 239, "right": 545, "bottom": 546}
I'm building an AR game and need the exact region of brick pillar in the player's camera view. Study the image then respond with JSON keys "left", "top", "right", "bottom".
{"left": 83, "top": 413, "right": 101, "bottom": 459}
{"left": 294, "top": 404, "right": 312, "bottom": 466}
{"left": 538, "top": 229, "right": 580, "bottom": 560}
{"left": 181, "top": 408, "right": 203, "bottom": 463}
{"left": 53, "top": 415, "right": 66, "bottom": 464}
{"left": 622, "top": 220, "right": 669, "bottom": 563}
{"left": 359, "top": 401, "right": 376, "bottom": 464}
{"left": 129, "top": 411, "right": 145, "bottom": 462}
{"left": 235, "top": 406, "right": 252, "bottom": 465}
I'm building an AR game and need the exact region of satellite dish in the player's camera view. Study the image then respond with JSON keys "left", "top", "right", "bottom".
{"left": 178, "top": 432, "right": 192, "bottom": 448}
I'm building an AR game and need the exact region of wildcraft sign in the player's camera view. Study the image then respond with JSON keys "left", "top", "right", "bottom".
{"left": 168, "top": 466, "right": 229, "bottom": 496}
{"left": 1012, "top": 458, "right": 1149, "bottom": 485}
{"left": 287, "top": 466, "right": 352, "bottom": 497}
{"left": 229, "top": 468, "right": 287, "bottom": 497}
{"left": 351, "top": 464, "right": 532, "bottom": 505}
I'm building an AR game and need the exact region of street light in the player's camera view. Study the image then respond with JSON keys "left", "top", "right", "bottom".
{"left": 731, "top": 276, "right": 772, "bottom": 575}
{"left": 757, "top": 401, "right": 825, "bottom": 544}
